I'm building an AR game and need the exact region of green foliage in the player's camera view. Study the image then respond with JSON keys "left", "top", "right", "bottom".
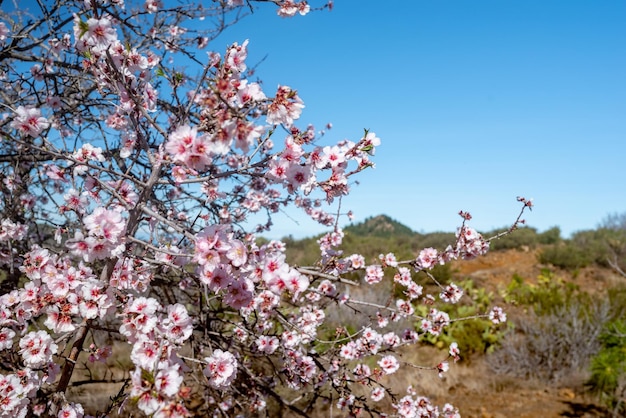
{"left": 538, "top": 226, "right": 562, "bottom": 245}
{"left": 587, "top": 320, "right": 626, "bottom": 415}
{"left": 537, "top": 226, "right": 626, "bottom": 271}
{"left": 503, "top": 269, "right": 584, "bottom": 315}
{"left": 538, "top": 243, "right": 593, "bottom": 270}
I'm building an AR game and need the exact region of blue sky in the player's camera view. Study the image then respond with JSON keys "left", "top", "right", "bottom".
{"left": 214, "top": 1, "right": 626, "bottom": 239}
{"left": 11, "top": 1, "right": 624, "bottom": 240}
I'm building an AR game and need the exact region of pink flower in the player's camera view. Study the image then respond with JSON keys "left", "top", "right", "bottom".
{"left": 0, "top": 327, "right": 15, "bottom": 350}
{"left": 226, "top": 40, "right": 248, "bottom": 74}
{"left": 449, "top": 342, "right": 460, "bottom": 362}
{"left": 277, "top": 1, "right": 310, "bottom": 17}
{"left": 255, "top": 335, "right": 279, "bottom": 354}
{"left": 377, "top": 355, "right": 400, "bottom": 375}
{"left": 286, "top": 163, "right": 314, "bottom": 192}
{"left": 437, "top": 361, "right": 450, "bottom": 377}
{"left": 226, "top": 239, "right": 247, "bottom": 267}
{"left": 164, "top": 303, "right": 193, "bottom": 343}
{"left": 322, "top": 145, "right": 346, "bottom": 168}
{"left": 82, "top": 16, "right": 118, "bottom": 52}
{"left": 489, "top": 306, "right": 507, "bottom": 324}
{"left": 364, "top": 265, "right": 384, "bottom": 285}
{"left": 83, "top": 207, "right": 126, "bottom": 242}
{"left": 416, "top": 247, "right": 439, "bottom": 270}
{"left": 19, "top": 330, "right": 57, "bottom": 368}
{"left": 165, "top": 125, "right": 213, "bottom": 171}
{"left": 442, "top": 403, "right": 461, "bottom": 418}
{"left": 266, "top": 85, "right": 304, "bottom": 126}
{"left": 155, "top": 365, "right": 183, "bottom": 397}
{"left": 422, "top": 308, "right": 450, "bottom": 336}
{"left": 440, "top": 283, "right": 463, "bottom": 304}
{"left": 371, "top": 387, "right": 385, "bottom": 402}
{"left": 10, "top": 106, "right": 49, "bottom": 137}
{"left": 204, "top": 349, "right": 238, "bottom": 389}
{"left": 396, "top": 299, "right": 414, "bottom": 317}
{"left": 145, "top": 0, "right": 162, "bottom": 13}
{"left": 57, "top": 402, "right": 84, "bottom": 418}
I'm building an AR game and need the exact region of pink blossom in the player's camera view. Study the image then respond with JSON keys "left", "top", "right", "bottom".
{"left": 489, "top": 306, "right": 507, "bottom": 324}
{"left": 255, "top": 335, "right": 279, "bottom": 354}
{"left": 165, "top": 125, "right": 213, "bottom": 171}
{"left": 437, "top": 361, "right": 449, "bottom": 377}
{"left": 442, "top": 403, "right": 461, "bottom": 418}
{"left": 163, "top": 303, "right": 193, "bottom": 343}
{"left": 226, "top": 40, "right": 248, "bottom": 74}
{"left": 416, "top": 247, "right": 439, "bottom": 270}
{"left": 57, "top": 402, "right": 84, "bottom": 418}
{"left": 449, "top": 342, "right": 460, "bottom": 362}
{"left": 378, "top": 355, "right": 400, "bottom": 375}
{"left": 440, "top": 283, "right": 463, "bottom": 304}
{"left": 80, "top": 16, "right": 118, "bottom": 52}
{"left": 266, "top": 85, "right": 304, "bottom": 126}
{"left": 371, "top": 387, "right": 385, "bottom": 402}
{"left": 10, "top": 106, "right": 49, "bottom": 137}
{"left": 0, "top": 219, "right": 28, "bottom": 241}
{"left": 277, "top": 1, "right": 310, "bottom": 17}
{"left": 204, "top": 349, "right": 238, "bottom": 389}
{"left": 0, "top": 327, "right": 15, "bottom": 350}
{"left": 322, "top": 145, "right": 346, "bottom": 168}
{"left": 396, "top": 299, "right": 414, "bottom": 317}
{"left": 364, "top": 265, "right": 384, "bottom": 284}
{"left": 226, "top": 239, "right": 247, "bottom": 267}
{"left": 422, "top": 308, "right": 450, "bottom": 336}
{"left": 83, "top": 207, "right": 126, "bottom": 243}
{"left": 19, "top": 330, "right": 57, "bottom": 368}
{"left": 155, "top": 365, "right": 183, "bottom": 397}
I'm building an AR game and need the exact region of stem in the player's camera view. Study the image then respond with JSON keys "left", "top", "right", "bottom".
{"left": 55, "top": 321, "right": 89, "bottom": 393}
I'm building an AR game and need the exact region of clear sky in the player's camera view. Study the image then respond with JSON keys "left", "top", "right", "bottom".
{"left": 215, "top": 1, "right": 626, "bottom": 239}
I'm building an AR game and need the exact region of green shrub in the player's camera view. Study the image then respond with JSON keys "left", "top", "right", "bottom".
{"left": 538, "top": 226, "right": 562, "bottom": 245}
{"left": 503, "top": 269, "right": 582, "bottom": 315}
{"left": 587, "top": 320, "right": 626, "bottom": 416}
{"left": 538, "top": 243, "right": 593, "bottom": 270}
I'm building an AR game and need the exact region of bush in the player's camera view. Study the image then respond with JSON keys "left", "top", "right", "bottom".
{"left": 488, "top": 299, "right": 610, "bottom": 382}
{"left": 490, "top": 271, "right": 611, "bottom": 382}
{"left": 503, "top": 270, "right": 582, "bottom": 315}
{"left": 587, "top": 320, "right": 626, "bottom": 417}
{"left": 538, "top": 242, "right": 593, "bottom": 270}
{"left": 538, "top": 226, "right": 562, "bottom": 245}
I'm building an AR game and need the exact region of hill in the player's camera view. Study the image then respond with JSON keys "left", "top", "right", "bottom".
{"left": 344, "top": 214, "right": 415, "bottom": 238}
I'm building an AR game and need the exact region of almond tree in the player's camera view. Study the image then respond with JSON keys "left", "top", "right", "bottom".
{"left": 0, "top": 1, "right": 532, "bottom": 416}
